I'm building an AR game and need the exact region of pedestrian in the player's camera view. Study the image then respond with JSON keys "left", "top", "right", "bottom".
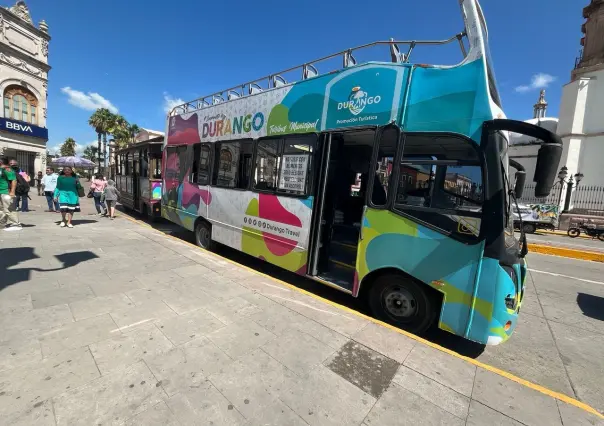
{"left": 36, "top": 171, "right": 43, "bottom": 195}
{"left": 9, "top": 159, "right": 30, "bottom": 212}
{"left": 41, "top": 167, "right": 59, "bottom": 212}
{"left": 53, "top": 166, "right": 82, "bottom": 228}
{"left": 0, "top": 158, "right": 21, "bottom": 231}
{"left": 90, "top": 173, "right": 107, "bottom": 216}
{"left": 103, "top": 179, "right": 120, "bottom": 220}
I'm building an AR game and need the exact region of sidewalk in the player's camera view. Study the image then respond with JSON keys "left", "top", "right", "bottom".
{"left": 1, "top": 202, "right": 602, "bottom": 425}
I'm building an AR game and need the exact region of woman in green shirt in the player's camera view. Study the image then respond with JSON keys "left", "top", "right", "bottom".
{"left": 53, "top": 167, "right": 82, "bottom": 228}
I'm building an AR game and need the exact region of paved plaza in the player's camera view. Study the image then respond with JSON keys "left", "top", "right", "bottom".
{"left": 0, "top": 197, "right": 603, "bottom": 425}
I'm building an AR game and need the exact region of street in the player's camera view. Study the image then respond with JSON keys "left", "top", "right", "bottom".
{"left": 526, "top": 232, "right": 604, "bottom": 253}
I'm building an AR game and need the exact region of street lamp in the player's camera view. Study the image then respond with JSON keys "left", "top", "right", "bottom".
{"left": 556, "top": 166, "right": 584, "bottom": 213}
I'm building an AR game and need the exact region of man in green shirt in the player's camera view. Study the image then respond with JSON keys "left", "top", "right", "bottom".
{"left": 0, "top": 157, "right": 21, "bottom": 231}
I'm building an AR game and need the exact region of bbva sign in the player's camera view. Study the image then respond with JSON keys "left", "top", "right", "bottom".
{"left": 0, "top": 117, "right": 48, "bottom": 139}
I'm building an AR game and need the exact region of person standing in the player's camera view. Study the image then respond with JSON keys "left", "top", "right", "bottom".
{"left": 0, "top": 158, "right": 21, "bottom": 231}
{"left": 9, "top": 159, "right": 30, "bottom": 212}
{"left": 36, "top": 171, "right": 43, "bottom": 195}
{"left": 41, "top": 167, "right": 59, "bottom": 212}
{"left": 103, "top": 179, "right": 120, "bottom": 220}
{"left": 53, "top": 167, "right": 82, "bottom": 228}
{"left": 90, "top": 173, "right": 107, "bottom": 216}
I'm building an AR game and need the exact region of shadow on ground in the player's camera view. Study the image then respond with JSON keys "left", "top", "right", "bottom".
{"left": 0, "top": 247, "right": 98, "bottom": 291}
{"left": 121, "top": 207, "right": 486, "bottom": 358}
{"left": 577, "top": 292, "right": 604, "bottom": 322}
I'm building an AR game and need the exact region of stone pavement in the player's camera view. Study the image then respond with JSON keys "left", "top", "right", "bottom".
{"left": 1, "top": 198, "right": 603, "bottom": 425}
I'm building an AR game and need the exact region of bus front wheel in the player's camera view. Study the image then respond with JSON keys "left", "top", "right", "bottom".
{"left": 195, "top": 221, "right": 214, "bottom": 250}
{"left": 368, "top": 274, "right": 435, "bottom": 335}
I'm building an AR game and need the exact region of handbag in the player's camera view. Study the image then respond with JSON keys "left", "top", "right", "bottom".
{"left": 77, "top": 182, "right": 85, "bottom": 198}
{"left": 86, "top": 188, "right": 94, "bottom": 198}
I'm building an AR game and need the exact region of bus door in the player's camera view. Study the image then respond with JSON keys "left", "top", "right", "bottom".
{"left": 310, "top": 128, "right": 378, "bottom": 291}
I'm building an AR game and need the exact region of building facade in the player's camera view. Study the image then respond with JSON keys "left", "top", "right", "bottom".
{"left": 0, "top": 1, "right": 50, "bottom": 177}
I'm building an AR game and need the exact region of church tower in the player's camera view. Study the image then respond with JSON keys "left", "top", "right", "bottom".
{"left": 573, "top": 0, "right": 604, "bottom": 79}
{"left": 533, "top": 90, "right": 547, "bottom": 119}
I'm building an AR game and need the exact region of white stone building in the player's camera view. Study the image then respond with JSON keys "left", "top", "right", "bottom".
{"left": 0, "top": 1, "right": 50, "bottom": 177}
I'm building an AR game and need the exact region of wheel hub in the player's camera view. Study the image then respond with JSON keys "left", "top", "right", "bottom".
{"left": 384, "top": 287, "right": 417, "bottom": 318}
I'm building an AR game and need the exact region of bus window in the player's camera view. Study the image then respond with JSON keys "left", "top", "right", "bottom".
{"left": 126, "top": 153, "right": 132, "bottom": 176}
{"left": 394, "top": 134, "right": 483, "bottom": 236}
{"left": 141, "top": 150, "right": 149, "bottom": 178}
{"left": 212, "top": 140, "right": 253, "bottom": 189}
{"left": 371, "top": 127, "right": 399, "bottom": 207}
{"left": 192, "top": 143, "right": 211, "bottom": 185}
{"left": 254, "top": 140, "right": 279, "bottom": 191}
{"left": 278, "top": 136, "right": 314, "bottom": 196}
{"left": 150, "top": 156, "right": 162, "bottom": 179}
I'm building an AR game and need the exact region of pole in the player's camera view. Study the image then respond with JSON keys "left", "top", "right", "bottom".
{"left": 563, "top": 178, "right": 574, "bottom": 213}
{"left": 557, "top": 180, "right": 565, "bottom": 207}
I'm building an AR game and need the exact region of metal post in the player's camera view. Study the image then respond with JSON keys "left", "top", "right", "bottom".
{"left": 563, "top": 178, "right": 574, "bottom": 212}
{"left": 557, "top": 180, "right": 565, "bottom": 207}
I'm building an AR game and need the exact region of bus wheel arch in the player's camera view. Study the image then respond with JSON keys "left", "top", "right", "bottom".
{"left": 359, "top": 268, "right": 442, "bottom": 335}
{"left": 194, "top": 217, "right": 214, "bottom": 250}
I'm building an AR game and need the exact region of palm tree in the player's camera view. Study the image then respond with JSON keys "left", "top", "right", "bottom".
{"left": 60, "top": 137, "right": 77, "bottom": 157}
{"left": 127, "top": 124, "right": 141, "bottom": 144}
{"left": 88, "top": 108, "right": 113, "bottom": 171}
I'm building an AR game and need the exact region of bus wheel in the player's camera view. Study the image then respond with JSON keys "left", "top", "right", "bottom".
{"left": 195, "top": 220, "right": 214, "bottom": 250}
{"left": 522, "top": 223, "right": 537, "bottom": 234}
{"left": 368, "top": 274, "right": 434, "bottom": 335}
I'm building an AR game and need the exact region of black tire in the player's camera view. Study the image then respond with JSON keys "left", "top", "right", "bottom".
{"left": 522, "top": 223, "right": 537, "bottom": 234}
{"left": 567, "top": 228, "right": 581, "bottom": 238}
{"left": 143, "top": 204, "right": 156, "bottom": 223}
{"left": 368, "top": 274, "right": 435, "bottom": 335}
{"left": 597, "top": 233, "right": 604, "bottom": 242}
{"left": 195, "top": 220, "right": 214, "bottom": 250}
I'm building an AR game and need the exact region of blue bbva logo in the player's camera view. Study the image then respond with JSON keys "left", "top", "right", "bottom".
{"left": 337, "top": 86, "right": 382, "bottom": 116}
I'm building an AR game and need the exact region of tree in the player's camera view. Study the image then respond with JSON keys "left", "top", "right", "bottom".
{"left": 88, "top": 108, "right": 113, "bottom": 170}
{"left": 60, "top": 138, "right": 77, "bottom": 156}
{"left": 127, "top": 124, "right": 141, "bottom": 144}
{"left": 82, "top": 145, "right": 99, "bottom": 161}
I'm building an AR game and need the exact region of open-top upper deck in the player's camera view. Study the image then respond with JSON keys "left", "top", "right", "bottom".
{"left": 166, "top": 0, "right": 498, "bottom": 145}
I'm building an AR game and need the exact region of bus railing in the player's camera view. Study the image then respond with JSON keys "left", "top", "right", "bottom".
{"left": 169, "top": 33, "right": 468, "bottom": 117}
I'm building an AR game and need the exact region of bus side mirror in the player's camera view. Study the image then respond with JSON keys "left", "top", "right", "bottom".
{"left": 534, "top": 143, "right": 563, "bottom": 197}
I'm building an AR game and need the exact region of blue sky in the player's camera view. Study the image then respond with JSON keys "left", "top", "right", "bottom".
{"left": 19, "top": 0, "right": 584, "bottom": 153}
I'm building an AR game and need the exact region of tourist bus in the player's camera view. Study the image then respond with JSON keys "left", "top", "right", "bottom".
{"left": 114, "top": 136, "right": 163, "bottom": 220}
{"left": 161, "top": 0, "right": 562, "bottom": 345}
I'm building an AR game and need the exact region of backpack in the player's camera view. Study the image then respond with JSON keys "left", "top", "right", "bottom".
{"left": 15, "top": 173, "right": 30, "bottom": 196}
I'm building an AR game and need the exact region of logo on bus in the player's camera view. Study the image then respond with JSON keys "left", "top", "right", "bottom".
{"left": 337, "top": 86, "right": 381, "bottom": 116}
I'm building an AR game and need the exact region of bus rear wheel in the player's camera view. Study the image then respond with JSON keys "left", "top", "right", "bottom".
{"left": 368, "top": 274, "right": 434, "bottom": 335}
{"left": 195, "top": 220, "right": 214, "bottom": 250}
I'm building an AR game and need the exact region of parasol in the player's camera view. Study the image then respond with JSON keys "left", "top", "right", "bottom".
{"left": 51, "top": 156, "right": 96, "bottom": 169}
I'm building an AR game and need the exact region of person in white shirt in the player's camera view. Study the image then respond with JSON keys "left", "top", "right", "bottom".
{"left": 41, "top": 167, "right": 59, "bottom": 212}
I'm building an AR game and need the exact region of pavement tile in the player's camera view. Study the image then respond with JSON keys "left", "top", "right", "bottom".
{"left": 393, "top": 366, "right": 470, "bottom": 419}
{"left": 38, "top": 314, "right": 117, "bottom": 357}
{"left": 31, "top": 284, "right": 95, "bottom": 309}
{"left": 324, "top": 340, "right": 399, "bottom": 399}
{"left": 166, "top": 380, "right": 246, "bottom": 426}
{"left": 172, "top": 263, "right": 215, "bottom": 278}
{"left": 0, "top": 346, "right": 100, "bottom": 411}
{"left": 88, "top": 275, "right": 145, "bottom": 297}
{"left": 68, "top": 293, "right": 134, "bottom": 321}
{"left": 556, "top": 400, "right": 604, "bottom": 426}
{"left": 207, "top": 319, "right": 277, "bottom": 359}
{"left": 127, "top": 285, "right": 210, "bottom": 314}
{"left": 184, "top": 276, "right": 252, "bottom": 301}
{"left": 52, "top": 360, "right": 164, "bottom": 426}
{"left": 203, "top": 296, "right": 264, "bottom": 324}
{"left": 125, "top": 401, "right": 181, "bottom": 426}
{"left": 549, "top": 321, "right": 604, "bottom": 412}
{"left": 110, "top": 299, "right": 178, "bottom": 331}
{"left": 466, "top": 400, "right": 524, "bottom": 425}
{"left": 209, "top": 348, "right": 297, "bottom": 419}
{"left": 280, "top": 364, "right": 376, "bottom": 426}
{"left": 156, "top": 307, "right": 227, "bottom": 346}
{"left": 89, "top": 323, "right": 174, "bottom": 375}
{"left": 352, "top": 322, "right": 417, "bottom": 363}
{"left": 472, "top": 367, "right": 562, "bottom": 426}
{"left": 0, "top": 304, "right": 74, "bottom": 339}
{"left": 243, "top": 398, "right": 309, "bottom": 426}
{"left": 0, "top": 398, "right": 56, "bottom": 426}
{"left": 363, "top": 383, "right": 464, "bottom": 426}
{"left": 403, "top": 344, "right": 476, "bottom": 397}
{"left": 0, "top": 294, "right": 33, "bottom": 316}
{"left": 262, "top": 328, "right": 336, "bottom": 376}
{"left": 135, "top": 269, "right": 186, "bottom": 287}
{"left": 0, "top": 337, "right": 42, "bottom": 373}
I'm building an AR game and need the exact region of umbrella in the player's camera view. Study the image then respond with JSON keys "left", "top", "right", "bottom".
{"left": 51, "top": 156, "right": 96, "bottom": 169}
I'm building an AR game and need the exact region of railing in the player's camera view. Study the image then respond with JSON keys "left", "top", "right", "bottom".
{"left": 519, "top": 183, "right": 604, "bottom": 217}
{"left": 169, "top": 33, "right": 468, "bottom": 116}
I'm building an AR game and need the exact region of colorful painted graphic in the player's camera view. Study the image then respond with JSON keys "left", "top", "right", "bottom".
{"left": 151, "top": 182, "right": 162, "bottom": 200}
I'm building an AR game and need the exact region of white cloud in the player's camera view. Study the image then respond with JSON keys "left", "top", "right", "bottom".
{"left": 61, "top": 87, "right": 119, "bottom": 113}
{"left": 515, "top": 73, "right": 556, "bottom": 93}
{"left": 163, "top": 92, "right": 185, "bottom": 113}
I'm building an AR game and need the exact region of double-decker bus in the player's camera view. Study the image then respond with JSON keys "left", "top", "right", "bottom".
{"left": 161, "top": 0, "right": 562, "bottom": 345}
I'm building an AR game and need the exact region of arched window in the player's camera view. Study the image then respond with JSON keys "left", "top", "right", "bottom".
{"left": 3, "top": 85, "right": 38, "bottom": 125}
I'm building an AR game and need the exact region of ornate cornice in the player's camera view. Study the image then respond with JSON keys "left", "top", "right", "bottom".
{"left": 0, "top": 43, "right": 51, "bottom": 74}
{"left": 0, "top": 6, "right": 50, "bottom": 40}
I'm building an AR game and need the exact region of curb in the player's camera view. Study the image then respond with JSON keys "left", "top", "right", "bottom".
{"left": 528, "top": 243, "right": 604, "bottom": 262}
{"left": 536, "top": 230, "right": 592, "bottom": 240}
{"left": 119, "top": 212, "right": 604, "bottom": 418}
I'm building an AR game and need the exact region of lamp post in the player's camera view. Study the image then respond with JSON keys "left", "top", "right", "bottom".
{"left": 556, "top": 166, "right": 584, "bottom": 212}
